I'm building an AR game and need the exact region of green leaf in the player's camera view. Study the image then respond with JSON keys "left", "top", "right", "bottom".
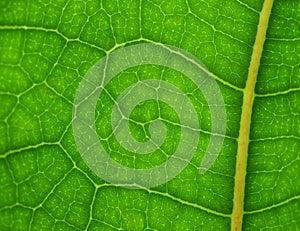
{"left": 0, "top": 0, "right": 299, "bottom": 230}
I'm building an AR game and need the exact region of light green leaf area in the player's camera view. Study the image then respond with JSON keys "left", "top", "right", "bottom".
{"left": 0, "top": 0, "right": 299, "bottom": 230}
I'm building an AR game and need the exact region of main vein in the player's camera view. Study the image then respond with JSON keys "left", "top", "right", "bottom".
{"left": 231, "top": 0, "right": 274, "bottom": 230}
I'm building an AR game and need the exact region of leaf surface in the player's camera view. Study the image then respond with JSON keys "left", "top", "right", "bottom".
{"left": 0, "top": 0, "right": 299, "bottom": 230}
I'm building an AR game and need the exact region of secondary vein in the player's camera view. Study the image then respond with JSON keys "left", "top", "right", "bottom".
{"left": 231, "top": 0, "right": 274, "bottom": 230}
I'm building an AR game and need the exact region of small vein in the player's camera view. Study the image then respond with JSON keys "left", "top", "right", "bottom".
{"left": 142, "top": 38, "right": 244, "bottom": 92}
{"left": 0, "top": 25, "right": 245, "bottom": 92}
{"left": 255, "top": 88, "right": 300, "bottom": 97}
{"left": 235, "top": 0, "right": 260, "bottom": 14}
{"left": 0, "top": 25, "right": 106, "bottom": 53}
{"left": 250, "top": 135, "right": 300, "bottom": 142}
{"left": 267, "top": 37, "right": 300, "bottom": 42}
{"left": 244, "top": 195, "right": 300, "bottom": 215}
{"left": 96, "top": 183, "right": 231, "bottom": 218}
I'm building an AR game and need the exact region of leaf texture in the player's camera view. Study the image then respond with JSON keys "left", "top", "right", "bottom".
{"left": 0, "top": 0, "right": 299, "bottom": 230}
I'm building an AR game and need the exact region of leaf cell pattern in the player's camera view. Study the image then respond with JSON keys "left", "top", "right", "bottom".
{"left": 0, "top": 0, "right": 299, "bottom": 230}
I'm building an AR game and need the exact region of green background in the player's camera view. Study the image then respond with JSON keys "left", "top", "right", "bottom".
{"left": 0, "top": 0, "right": 299, "bottom": 230}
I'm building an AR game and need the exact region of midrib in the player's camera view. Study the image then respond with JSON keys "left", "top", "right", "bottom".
{"left": 231, "top": 0, "right": 274, "bottom": 230}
